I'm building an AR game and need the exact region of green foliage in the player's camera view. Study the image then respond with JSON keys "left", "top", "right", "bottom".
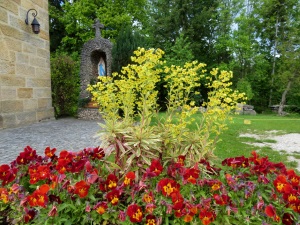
{"left": 112, "top": 25, "right": 148, "bottom": 73}
{"left": 51, "top": 54, "right": 80, "bottom": 118}
{"left": 236, "top": 78, "right": 254, "bottom": 102}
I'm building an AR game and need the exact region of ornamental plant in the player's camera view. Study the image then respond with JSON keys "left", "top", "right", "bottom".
{"left": 87, "top": 47, "right": 246, "bottom": 176}
{"left": 0, "top": 146, "right": 300, "bottom": 224}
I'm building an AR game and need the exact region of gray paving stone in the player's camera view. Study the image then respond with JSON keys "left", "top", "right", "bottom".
{"left": 0, "top": 118, "right": 102, "bottom": 165}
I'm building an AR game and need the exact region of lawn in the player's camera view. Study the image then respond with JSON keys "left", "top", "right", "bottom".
{"left": 214, "top": 114, "right": 300, "bottom": 169}
{"left": 154, "top": 112, "right": 300, "bottom": 169}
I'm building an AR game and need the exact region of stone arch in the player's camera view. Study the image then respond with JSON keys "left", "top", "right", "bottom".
{"left": 79, "top": 38, "right": 113, "bottom": 99}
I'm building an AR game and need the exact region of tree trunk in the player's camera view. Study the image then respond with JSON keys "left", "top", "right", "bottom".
{"left": 278, "top": 80, "right": 292, "bottom": 115}
{"left": 269, "top": 15, "right": 279, "bottom": 107}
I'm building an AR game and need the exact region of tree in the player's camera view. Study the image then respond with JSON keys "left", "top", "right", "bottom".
{"left": 112, "top": 25, "right": 148, "bottom": 73}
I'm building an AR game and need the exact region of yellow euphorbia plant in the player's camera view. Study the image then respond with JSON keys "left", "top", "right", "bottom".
{"left": 87, "top": 47, "right": 246, "bottom": 177}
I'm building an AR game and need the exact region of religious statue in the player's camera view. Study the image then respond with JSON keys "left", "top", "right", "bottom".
{"left": 98, "top": 57, "right": 106, "bottom": 76}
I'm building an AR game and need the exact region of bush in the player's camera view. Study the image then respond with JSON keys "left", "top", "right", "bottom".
{"left": 51, "top": 54, "right": 80, "bottom": 118}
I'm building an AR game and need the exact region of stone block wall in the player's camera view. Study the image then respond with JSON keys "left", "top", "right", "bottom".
{"left": 0, "top": 0, "right": 54, "bottom": 129}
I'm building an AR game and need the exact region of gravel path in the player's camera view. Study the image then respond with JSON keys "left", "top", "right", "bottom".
{"left": 0, "top": 118, "right": 102, "bottom": 165}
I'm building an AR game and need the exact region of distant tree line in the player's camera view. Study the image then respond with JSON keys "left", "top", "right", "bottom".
{"left": 49, "top": 0, "right": 300, "bottom": 115}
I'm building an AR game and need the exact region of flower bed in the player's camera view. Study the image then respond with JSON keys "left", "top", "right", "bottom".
{"left": 0, "top": 146, "right": 299, "bottom": 224}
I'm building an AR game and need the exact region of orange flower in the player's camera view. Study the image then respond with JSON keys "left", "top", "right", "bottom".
{"left": 74, "top": 180, "right": 90, "bottom": 198}
{"left": 124, "top": 171, "right": 135, "bottom": 186}
{"left": 143, "top": 192, "right": 154, "bottom": 203}
{"left": 127, "top": 204, "right": 143, "bottom": 223}
{"left": 0, "top": 188, "right": 9, "bottom": 203}
{"left": 94, "top": 202, "right": 108, "bottom": 214}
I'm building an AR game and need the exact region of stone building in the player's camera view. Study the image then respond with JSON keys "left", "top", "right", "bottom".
{"left": 0, "top": 0, "right": 54, "bottom": 129}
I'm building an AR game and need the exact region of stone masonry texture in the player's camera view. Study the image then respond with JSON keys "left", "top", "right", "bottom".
{"left": 0, "top": 0, "right": 54, "bottom": 129}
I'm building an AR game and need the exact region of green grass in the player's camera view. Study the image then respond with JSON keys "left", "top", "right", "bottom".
{"left": 153, "top": 112, "right": 300, "bottom": 170}
{"left": 214, "top": 114, "right": 300, "bottom": 169}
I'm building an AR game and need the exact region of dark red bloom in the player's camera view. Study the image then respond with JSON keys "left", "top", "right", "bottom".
{"left": 157, "top": 178, "right": 180, "bottom": 197}
{"left": 282, "top": 213, "right": 294, "bottom": 225}
{"left": 149, "top": 159, "right": 163, "bottom": 176}
{"left": 24, "top": 209, "right": 36, "bottom": 223}
{"left": 74, "top": 180, "right": 90, "bottom": 198}
{"left": 106, "top": 189, "right": 121, "bottom": 205}
{"left": 126, "top": 204, "right": 143, "bottom": 223}
{"left": 0, "top": 164, "right": 17, "bottom": 185}
{"left": 48, "top": 205, "right": 58, "bottom": 217}
{"left": 213, "top": 194, "right": 230, "bottom": 205}
{"left": 222, "top": 156, "right": 249, "bottom": 168}
{"left": 92, "top": 147, "right": 105, "bottom": 159}
{"left": 106, "top": 174, "right": 118, "bottom": 190}
{"left": 124, "top": 171, "right": 135, "bottom": 186}
{"left": 183, "top": 168, "right": 200, "bottom": 184}
{"left": 145, "top": 215, "right": 156, "bottom": 225}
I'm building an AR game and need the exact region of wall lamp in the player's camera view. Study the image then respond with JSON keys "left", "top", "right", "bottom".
{"left": 25, "top": 9, "right": 40, "bottom": 34}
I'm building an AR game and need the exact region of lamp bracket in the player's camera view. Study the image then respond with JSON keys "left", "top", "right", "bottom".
{"left": 25, "top": 9, "right": 38, "bottom": 25}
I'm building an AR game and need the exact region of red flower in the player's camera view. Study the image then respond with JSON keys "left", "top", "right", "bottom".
{"left": 199, "top": 209, "right": 215, "bottom": 225}
{"left": 94, "top": 202, "right": 108, "bottom": 214}
{"left": 282, "top": 213, "right": 294, "bottom": 225}
{"left": 127, "top": 204, "right": 143, "bottom": 223}
{"left": 0, "top": 165, "right": 17, "bottom": 185}
{"left": 45, "top": 146, "right": 56, "bottom": 158}
{"left": 149, "top": 159, "right": 163, "bottom": 176}
{"left": 92, "top": 147, "right": 105, "bottom": 159}
{"left": 273, "top": 175, "right": 292, "bottom": 194}
{"left": 74, "top": 180, "right": 90, "bottom": 198}
{"left": 157, "top": 178, "right": 180, "bottom": 197}
{"left": 183, "top": 168, "right": 199, "bottom": 184}
{"left": 171, "top": 191, "right": 184, "bottom": 210}
{"left": 178, "top": 155, "right": 186, "bottom": 166}
{"left": 213, "top": 194, "right": 230, "bottom": 205}
{"left": 265, "top": 204, "right": 280, "bottom": 222}
{"left": 222, "top": 156, "right": 249, "bottom": 168}
{"left": 124, "top": 171, "right": 135, "bottom": 186}
{"left": 24, "top": 209, "right": 36, "bottom": 223}
{"left": 287, "top": 169, "right": 300, "bottom": 186}
{"left": 106, "top": 174, "right": 118, "bottom": 190}
{"left": 106, "top": 189, "right": 121, "bottom": 205}
{"left": 28, "top": 184, "right": 50, "bottom": 208}
{"left": 145, "top": 215, "right": 156, "bottom": 225}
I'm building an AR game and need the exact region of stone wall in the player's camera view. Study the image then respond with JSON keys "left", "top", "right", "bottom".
{"left": 0, "top": 0, "right": 54, "bottom": 129}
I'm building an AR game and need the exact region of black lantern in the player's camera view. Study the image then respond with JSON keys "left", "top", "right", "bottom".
{"left": 25, "top": 9, "right": 40, "bottom": 34}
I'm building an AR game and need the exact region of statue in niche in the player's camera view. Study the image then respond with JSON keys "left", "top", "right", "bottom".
{"left": 98, "top": 57, "right": 106, "bottom": 76}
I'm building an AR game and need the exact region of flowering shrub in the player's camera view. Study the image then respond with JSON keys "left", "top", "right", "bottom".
{"left": 0, "top": 146, "right": 300, "bottom": 224}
